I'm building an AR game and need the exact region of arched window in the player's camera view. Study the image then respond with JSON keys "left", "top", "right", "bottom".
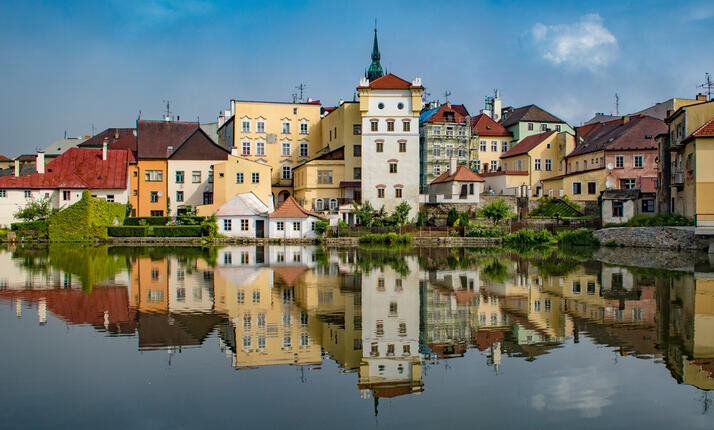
{"left": 329, "top": 198, "right": 338, "bottom": 211}
{"left": 315, "top": 199, "right": 324, "bottom": 211}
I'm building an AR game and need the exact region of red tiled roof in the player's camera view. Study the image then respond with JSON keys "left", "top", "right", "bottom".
{"left": 471, "top": 113, "right": 512, "bottom": 137}
{"left": 424, "top": 104, "right": 470, "bottom": 124}
{"left": 78, "top": 128, "right": 135, "bottom": 148}
{"left": 431, "top": 165, "right": 484, "bottom": 184}
{"left": 690, "top": 117, "right": 714, "bottom": 138}
{"left": 136, "top": 120, "right": 199, "bottom": 159}
{"left": 0, "top": 155, "right": 10, "bottom": 162}
{"left": 568, "top": 116, "right": 665, "bottom": 157}
{"left": 359, "top": 73, "right": 422, "bottom": 90}
{"left": 16, "top": 154, "right": 36, "bottom": 162}
{"left": 269, "top": 195, "right": 324, "bottom": 219}
{"left": 501, "top": 130, "right": 556, "bottom": 159}
{"left": 0, "top": 147, "right": 130, "bottom": 189}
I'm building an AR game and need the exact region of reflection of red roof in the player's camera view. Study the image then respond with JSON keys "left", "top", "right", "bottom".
{"left": 431, "top": 165, "right": 484, "bottom": 184}
{"left": 453, "top": 289, "right": 477, "bottom": 304}
{"left": 271, "top": 266, "right": 308, "bottom": 286}
{"left": 479, "top": 170, "right": 528, "bottom": 177}
{"left": 473, "top": 329, "right": 506, "bottom": 351}
{"left": 0, "top": 148, "right": 130, "bottom": 189}
{"left": 471, "top": 114, "right": 512, "bottom": 137}
{"left": 501, "top": 130, "right": 555, "bottom": 159}
{"left": 358, "top": 73, "right": 423, "bottom": 90}
{"left": 269, "top": 196, "right": 323, "bottom": 219}
{"left": 691, "top": 359, "right": 714, "bottom": 379}
{"left": 357, "top": 381, "right": 424, "bottom": 398}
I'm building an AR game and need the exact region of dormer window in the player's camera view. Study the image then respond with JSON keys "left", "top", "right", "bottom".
{"left": 445, "top": 112, "right": 455, "bottom": 122}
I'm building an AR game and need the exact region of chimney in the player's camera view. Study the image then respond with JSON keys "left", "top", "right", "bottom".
{"left": 102, "top": 141, "right": 108, "bottom": 161}
{"left": 696, "top": 93, "right": 707, "bottom": 102}
{"left": 114, "top": 129, "right": 119, "bottom": 139}
{"left": 622, "top": 116, "right": 631, "bottom": 124}
{"left": 449, "top": 157, "right": 457, "bottom": 174}
{"left": 14, "top": 159, "right": 20, "bottom": 177}
{"left": 493, "top": 95, "right": 502, "bottom": 121}
{"left": 231, "top": 146, "right": 238, "bottom": 157}
{"left": 447, "top": 102, "right": 452, "bottom": 109}
{"left": 36, "top": 152, "right": 45, "bottom": 174}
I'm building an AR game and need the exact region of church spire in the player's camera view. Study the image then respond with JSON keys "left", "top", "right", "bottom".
{"left": 366, "top": 27, "right": 384, "bottom": 82}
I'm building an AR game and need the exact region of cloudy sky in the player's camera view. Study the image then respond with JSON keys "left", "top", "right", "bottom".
{"left": 1, "top": 0, "right": 712, "bottom": 157}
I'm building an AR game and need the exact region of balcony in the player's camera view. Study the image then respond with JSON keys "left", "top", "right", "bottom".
{"left": 671, "top": 170, "right": 684, "bottom": 187}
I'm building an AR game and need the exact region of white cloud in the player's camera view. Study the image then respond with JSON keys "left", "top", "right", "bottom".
{"left": 531, "top": 368, "right": 615, "bottom": 418}
{"left": 530, "top": 14, "right": 618, "bottom": 71}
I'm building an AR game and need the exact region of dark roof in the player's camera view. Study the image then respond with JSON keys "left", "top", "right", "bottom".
{"left": 16, "top": 154, "right": 36, "bottom": 162}
{"left": 0, "top": 148, "right": 130, "bottom": 189}
{"left": 358, "top": 73, "right": 423, "bottom": 90}
{"left": 500, "top": 130, "right": 556, "bottom": 159}
{"left": 602, "top": 189, "right": 641, "bottom": 200}
{"left": 167, "top": 128, "right": 229, "bottom": 161}
{"left": 0, "top": 164, "right": 36, "bottom": 177}
{"left": 500, "top": 105, "right": 567, "bottom": 128}
{"left": 431, "top": 165, "right": 484, "bottom": 184}
{"left": 567, "top": 116, "right": 666, "bottom": 157}
{"left": 471, "top": 114, "right": 512, "bottom": 137}
{"left": 420, "top": 104, "right": 469, "bottom": 124}
{"left": 78, "top": 128, "right": 135, "bottom": 148}
{"left": 294, "top": 146, "right": 344, "bottom": 169}
{"left": 136, "top": 120, "right": 199, "bottom": 159}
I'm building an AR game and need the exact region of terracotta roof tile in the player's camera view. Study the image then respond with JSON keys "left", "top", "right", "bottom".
{"left": 501, "top": 130, "right": 555, "bottom": 159}
{"left": 0, "top": 155, "right": 10, "bottom": 162}
{"left": 691, "top": 117, "right": 714, "bottom": 138}
{"left": 568, "top": 116, "right": 665, "bottom": 157}
{"left": 471, "top": 114, "right": 512, "bottom": 136}
{"left": 271, "top": 266, "right": 309, "bottom": 286}
{"left": 359, "top": 73, "right": 422, "bottom": 90}
{"left": 431, "top": 165, "right": 484, "bottom": 184}
{"left": 421, "top": 104, "right": 470, "bottom": 124}
{"left": 269, "top": 196, "right": 324, "bottom": 219}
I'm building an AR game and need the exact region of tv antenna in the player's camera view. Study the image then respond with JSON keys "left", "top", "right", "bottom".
{"left": 163, "top": 100, "right": 172, "bottom": 121}
{"left": 615, "top": 93, "right": 620, "bottom": 116}
{"left": 91, "top": 123, "right": 96, "bottom": 136}
{"left": 698, "top": 72, "right": 713, "bottom": 101}
{"left": 293, "top": 83, "right": 307, "bottom": 103}
{"left": 443, "top": 90, "right": 452, "bottom": 104}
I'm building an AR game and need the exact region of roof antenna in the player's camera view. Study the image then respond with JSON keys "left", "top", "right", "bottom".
{"left": 137, "top": 109, "right": 142, "bottom": 120}
{"left": 163, "top": 100, "right": 172, "bottom": 121}
{"left": 615, "top": 93, "right": 620, "bottom": 116}
{"left": 697, "top": 72, "right": 713, "bottom": 101}
{"left": 444, "top": 90, "right": 451, "bottom": 104}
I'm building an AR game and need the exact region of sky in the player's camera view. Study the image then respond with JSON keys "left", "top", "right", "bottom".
{"left": 1, "top": 0, "right": 713, "bottom": 157}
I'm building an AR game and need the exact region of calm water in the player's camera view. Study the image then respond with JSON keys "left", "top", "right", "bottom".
{"left": 1, "top": 245, "right": 714, "bottom": 429}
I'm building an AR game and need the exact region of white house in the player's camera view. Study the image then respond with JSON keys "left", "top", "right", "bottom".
{"left": 268, "top": 196, "right": 324, "bottom": 239}
{"left": 215, "top": 192, "right": 272, "bottom": 238}
{"left": 428, "top": 158, "right": 484, "bottom": 203}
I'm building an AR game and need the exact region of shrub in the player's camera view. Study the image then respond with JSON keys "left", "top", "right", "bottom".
{"left": 14, "top": 196, "right": 53, "bottom": 222}
{"left": 503, "top": 228, "right": 554, "bottom": 247}
{"left": 359, "top": 233, "right": 411, "bottom": 246}
{"left": 417, "top": 211, "right": 424, "bottom": 227}
{"left": 107, "top": 226, "right": 149, "bottom": 237}
{"left": 124, "top": 216, "right": 171, "bottom": 226}
{"left": 201, "top": 216, "right": 218, "bottom": 238}
{"left": 478, "top": 199, "right": 511, "bottom": 224}
{"left": 47, "top": 191, "right": 126, "bottom": 241}
{"left": 604, "top": 240, "right": 618, "bottom": 248}
{"left": 152, "top": 226, "right": 203, "bottom": 237}
{"left": 446, "top": 208, "right": 459, "bottom": 226}
{"left": 455, "top": 212, "right": 470, "bottom": 227}
{"left": 606, "top": 213, "right": 693, "bottom": 227}
{"left": 529, "top": 197, "right": 583, "bottom": 217}
{"left": 465, "top": 224, "right": 504, "bottom": 238}
{"left": 176, "top": 216, "right": 206, "bottom": 225}
{"left": 11, "top": 219, "right": 49, "bottom": 239}
{"left": 315, "top": 219, "right": 330, "bottom": 235}
{"left": 556, "top": 228, "right": 600, "bottom": 246}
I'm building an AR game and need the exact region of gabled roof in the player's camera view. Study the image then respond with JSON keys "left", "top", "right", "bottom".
{"left": 0, "top": 147, "right": 130, "bottom": 189}
{"left": 16, "top": 154, "right": 36, "bottom": 162}
{"left": 215, "top": 192, "right": 271, "bottom": 217}
{"left": 500, "top": 105, "right": 567, "bottom": 128}
{"left": 359, "top": 73, "right": 423, "bottom": 90}
{"left": 272, "top": 266, "right": 309, "bottom": 287}
{"left": 420, "top": 104, "right": 469, "bottom": 125}
{"left": 500, "top": 130, "right": 555, "bottom": 159}
{"left": 431, "top": 165, "right": 484, "bottom": 184}
{"left": 167, "top": 128, "right": 229, "bottom": 161}
{"left": 78, "top": 128, "right": 135, "bottom": 148}
{"left": 42, "top": 137, "right": 88, "bottom": 156}
{"left": 269, "top": 196, "right": 323, "bottom": 219}
{"left": 136, "top": 120, "right": 199, "bottom": 159}
{"left": 568, "top": 116, "right": 665, "bottom": 157}
{"left": 294, "top": 146, "right": 344, "bottom": 169}
{"left": 0, "top": 155, "right": 11, "bottom": 162}
{"left": 685, "top": 117, "right": 714, "bottom": 141}
{"left": 471, "top": 113, "right": 512, "bottom": 137}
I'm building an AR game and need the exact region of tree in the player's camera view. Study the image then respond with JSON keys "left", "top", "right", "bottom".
{"left": 446, "top": 207, "right": 459, "bottom": 226}
{"left": 14, "top": 196, "right": 53, "bottom": 222}
{"left": 353, "top": 200, "right": 375, "bottom": 227}
{"left": 479, "top": 199, "right": 511, "bottom": 225}
{"left": 454, "top": 211, "right": 470, "bottom": 227}
{"left": 416, "top": 211, "right": 425, "bottom": 227}
{"left": 391, "top": 201, "right": 411, "bottom": 226}
{"left": 315, "top": 219, "right": 330, "bottom": 235}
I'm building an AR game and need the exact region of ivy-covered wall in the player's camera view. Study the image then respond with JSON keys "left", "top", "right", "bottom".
{"left": 48, "top": 190, "right": 126, "bottom": 242}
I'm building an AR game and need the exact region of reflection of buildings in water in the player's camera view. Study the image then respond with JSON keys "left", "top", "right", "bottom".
{"left": 359, "top": 256, "right": 423, "bottom": 402}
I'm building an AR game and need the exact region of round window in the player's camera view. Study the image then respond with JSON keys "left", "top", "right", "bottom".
{"left": 397, "top": 102, "right": 404, "bottom": 109}
{"left": 378, "top": 102, "right": 384, "bottom": 109}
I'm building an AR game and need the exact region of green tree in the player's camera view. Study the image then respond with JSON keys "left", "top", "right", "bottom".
{"left": 315, "top": 219, "right": 330, "bottom": 235}
{"left": 353, "top": 200, "right": 375, "bottom": 227}
{"left": 14, "top": 196, "right": 53, "bottom": 221}
{"left": 446, "top": 207, "right": 459, "bottom": 226}
{"left": 391, "top": 201, "right": 411, "bottom": 226}
{"left": 479, "top": 199, "right": 511, "bottom": 225}
{"left": 416, "top": 211, "right": 425, "bottom": 227}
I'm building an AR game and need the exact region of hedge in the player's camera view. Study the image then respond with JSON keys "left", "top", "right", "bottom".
{"left": 47, "top": 191, "right": 127, "bottom": 241}
{"left": 124, "top": 216, "right": 171, "bottom": 226}
{"left": 11, "top": 219, "right": 49, "bottom": 234}
{"left": 176, "top": 216, "right": 206, "bottom": 225}
{"left": 556, "top": 228, "right": 600, "bottom": 246}
{"left": 359, "top": 233, "right": 411, "bottom": 245}
{"left": 107, "top": 226, "right": 150, "bottom": 237}
{"left": 152, "top": 226, "right": 203, "bottom": 237}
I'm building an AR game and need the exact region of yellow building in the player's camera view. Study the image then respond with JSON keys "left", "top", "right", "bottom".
{"left": 318, "top": 102, "right": 363, "bottom": 204}
{"left": 217, "top": 100, "right": 324, "bottom": 206}
{"left": 293, "top": 146, "right": 347, "bottom": 212}
{"left": 470, "top": 113, "right": 513, "bottom": 173}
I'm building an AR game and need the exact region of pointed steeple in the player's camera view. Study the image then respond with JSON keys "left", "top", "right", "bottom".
{"left": 366, "top": 27, "right": 384, "bottom": 82}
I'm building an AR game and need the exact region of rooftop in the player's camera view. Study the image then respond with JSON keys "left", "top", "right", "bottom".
{"left": 568, "top": 115, "right": 665, "bottom": 157}
{"left": 501, "top": 130, "right": 556, "bottom": 159}
{"left": 269, "top": 195, "right": 324, "bottom": 219}
{"left": 215, "top": 192, "right": 272, "bottom": 217}
{"left": 78, "top": 128, "right": 135, "bottom": 149}
{"left": 419, "top": 104, "right": 470, "bottom": 125}
{"left": 136, "top": 120, "right": 199, "bottom": 159}
{"left": 500, "top": 105, "right": 567, "bottom": 128}
{"left": 358, "top": 73, "right": 423, "bottom": 90}
{"left": 471, "top": 113, "right": 512, "bottom": 137}
{"left": 431, "top": 165, "right": 484, "bottom": 184}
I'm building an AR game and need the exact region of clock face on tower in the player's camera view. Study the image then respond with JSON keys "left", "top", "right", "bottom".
{"left": 378, "top": 103, "right": 384, "bottom": 110}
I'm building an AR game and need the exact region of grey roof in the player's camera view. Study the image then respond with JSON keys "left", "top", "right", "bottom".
{"left": 500, "top": 104, "right": 567, "bottom": 128}
{"left": 602, "top": 189, "right": 640, "bottom": 200}
{"left": 200, "top": 122, "right": 219, "bottom": 142}
{"left": 42, "top": 137, "right": 88, "bottom": 157}
{"left": 584, "top": 99, "right": 679, "bottom": 126}
{"left": 584, "top": 113, "right": 621, "bottom": 125}
{"left": 0, "top": 164, "right": 36, "bottom": 178}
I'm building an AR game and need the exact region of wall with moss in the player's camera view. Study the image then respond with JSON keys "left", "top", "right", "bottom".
{"left": 48, "top": 190, "right": 126, "bottom": 242}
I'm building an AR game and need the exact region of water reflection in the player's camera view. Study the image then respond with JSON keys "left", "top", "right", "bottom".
{"left": 1, "top": 244, "right": 714, "bottom": 405}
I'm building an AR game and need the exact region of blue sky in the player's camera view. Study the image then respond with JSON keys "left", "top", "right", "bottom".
{"left": 1, "top": 0, "right": 713, "bottom": 157}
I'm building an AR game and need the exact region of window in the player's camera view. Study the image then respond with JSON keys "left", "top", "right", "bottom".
{"left": 150, "top": 210, "right": 163, "bottom": 216}
{"left": 555, "top": 124, "right": 561, "bottom": 132}
{"left": 395, "top": 188, "right": 402, "bottom": 198}
{"left": 276, "top": 221, "right": 284, "bottom": 231}
{"left": 612, "top": 201, "right": 624, "bottom": 217}
{"left": 615, "top": 155, "right": 624, "bottom": 168}
{"left": 293, "top": 222, "right": 301, "bottom": 231}
{"left": 145, "top": 170, "right": 163, "bottom": 181}
{"left": 257, "top": 313, "right": 266, "bottom": 328}
{"left": 223, "top": 219, "right": 232, "bottom": 231}
{"left": 208, "top": 170, "right": 213, "bottom": 183}
{"left": 642, "top": 199, "right": 655, "bottom": 213}
{"left": 203, "top": 192, "right": 212, "bottom": 204}
{"left": 281, "top": 122, "right": 290, "bottom": 134}
{"left": 236, "top": 173, "right": 244, "bottom": 183}
{"left": 241, "top": 120, "right": 250, "bottom": 133}
{"left": 622, "top": 178, "right": 636, "bottom": 189}
{"left": 502, "top": 141, "right": 508, "bottom": 152}
{"left": 387, "top": 120, "right": 395, "bottom": 131}
{"left": 575, "top": 161, "right": 579, "bottom": 171}
{"left": 491, "top": 140, "right": 498, "bottom": 152}
{"left": 176, "top": 191, "right": 184, "bottom": 202}
{"left": 150, "top": 191, "right": 159, "bottom": 202}
{"left": 175, "top": 171, "right": 184, "bottom": 183}
{"left": 541, "top": 124, "right": 548, "bottom": 131}
{"left": 281, "top": 166, "right": 291, "bottom": 180}
{"left": 251, "top": 172, "right": 259, "bottom": 183}
{"left": 573, "top": 182, "right": 582, "bottom": 195}
{"left": 534, "top": 159, "right": 541, "bottom": 170}
{"left": 634, "top": 155, "right": 643, "bottom": 168}
{"left": 242, "top": 141, "right": 251, "bottom": 156}
{"left": 236, "top": 290, "right": 245, "bottom": 303}
{"left": 587, "top": 182, "right": 597, "bottom": 194}
{"left": 281, "top": 142, "right": 291, "bottom": 156}
{"left": 317, "top": 170, "right": 333, "bottom": 184}
{"left": 240, "top": 219, "right": 249, "bottom": 231}
{"left": 0, "top": 190, "right": 6, "bottom": 198}
{"left": 433, "top": 126, "right": 441, "bottom": 135}
{"left": 329, "top": 198, "right": 338, "bottom": 211}
{"left": 490, "top": 160, "right": 498, "bottom": 171}
{"left": 584, "top": 160, "right": 587, "bottom": 169}
{"left": 256, "top": 141, "right": 265, "bottom": 156}
{"left": 480, "top": 140, "right": 487, "bottom": 152}
{"left": 587, "top": 282, "right": 596, "bottom": 295}
{"left": 353, "top": 124, "right": 361, "bottom": 135}
{"left": 399, "top": 141, "right": 406, "bottom": 152}
{"left": 389, "top": 302, "right": 398, "bottom": 315}
{"left": 458, "top": 148, "right": 467, "bottom": 158}
{"left": 432, "top": 145, "right": 441, "bottom": 157}
{"left": 433, "top": 164, "right": 441, "bottom": 176}
{"left": 62, "top": 190, "right": 71, "bottom": 201}
{"left": 377, "top": 188, "right": 385, "bottom": 198}
{"left": 353, "top": 145, "right": 361, "bottom": 157}
{"left": 446, "top": 126, "right": 454, "bottom": 136}
{"left": 299, "top": 123, "right": 308, "bottom": 134}
{"left": 572, "top": 281, "right": 581, "bottom": 294}
{"left": 403, "top": 120, "right": 410, "bottom": 132}
{"left": 192, "top": 171, "right": 201, "bottom": 183}
{"left": 376, "top": 141, "right": 383, "bottom": 152}
{"left": 545, "top": 159, "right": 552, "bottom": 171}
{"left": 299, "top": 142, "right": 308, "bottom": 157}
{"left": 353, "top": 167, "right": 361, "bottom": 179}
{"left": 256, "top": 121, "right": 265, "bottom": 133}
{"left": 528, "top": 123, "right": 534, "bottom": 131}
{"left": 370, "top": 120, "right": 378, "bottom": 132}
{"left": 389, "top": 162, "right": 397, "bottom": 173}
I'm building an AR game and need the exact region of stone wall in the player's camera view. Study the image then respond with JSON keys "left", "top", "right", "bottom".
{"left": 593, "top": 226, "right": 710, "bottom": 250}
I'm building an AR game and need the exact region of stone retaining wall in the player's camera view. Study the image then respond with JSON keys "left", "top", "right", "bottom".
{"left": 593, "top": 227, "right": 710, "bottom": 250}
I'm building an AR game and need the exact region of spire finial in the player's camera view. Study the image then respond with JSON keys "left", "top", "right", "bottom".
{"left": 367, "top": 23, "right": 384, "bottom": 81}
